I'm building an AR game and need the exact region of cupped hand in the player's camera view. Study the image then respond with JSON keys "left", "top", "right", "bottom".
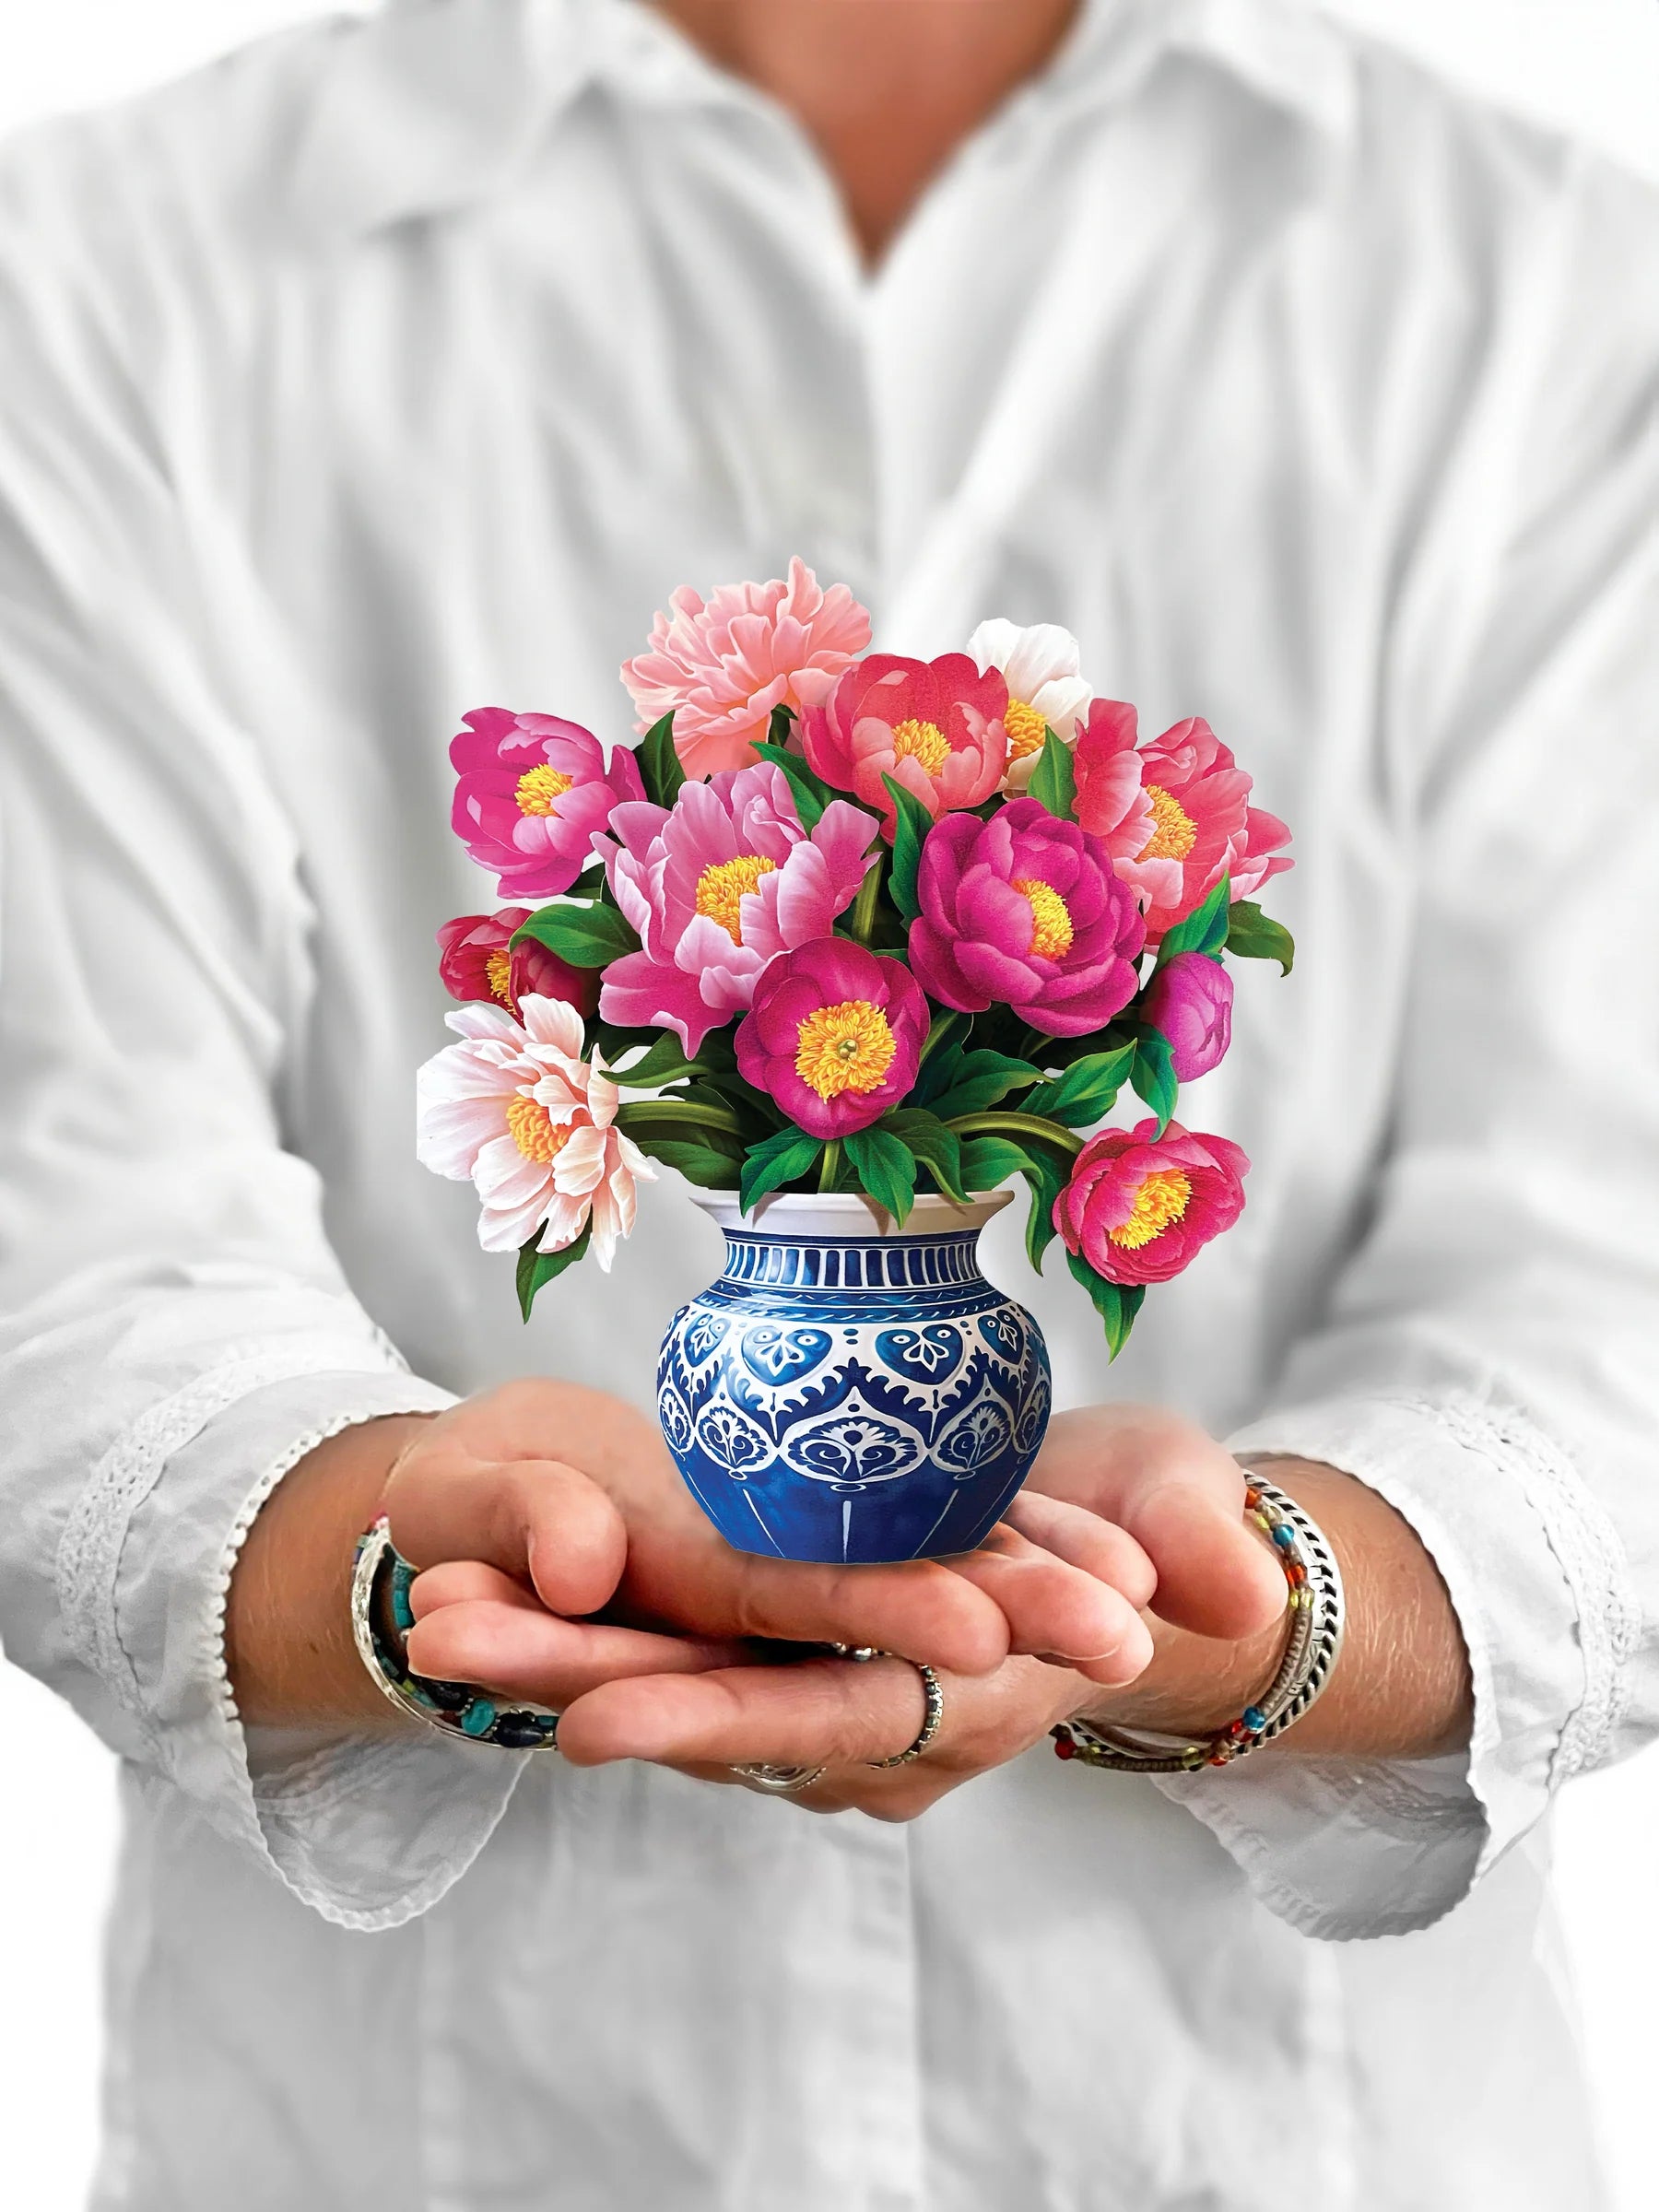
{"left": 384, "top": 1379, "right": 1159, "bottom": 1685}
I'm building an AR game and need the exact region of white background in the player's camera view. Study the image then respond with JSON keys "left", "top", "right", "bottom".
{"left": 1, "top": 5, "right": 1656, "bottom": 2207}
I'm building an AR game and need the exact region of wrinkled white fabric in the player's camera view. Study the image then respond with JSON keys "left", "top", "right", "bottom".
{"left": 1, "top": 2, "right": 1655, "bottom": 2205}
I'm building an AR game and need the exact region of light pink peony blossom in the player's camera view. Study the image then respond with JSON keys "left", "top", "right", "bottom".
{"left": 416, "top": 994, "right": 653, "bottom": 1268}
{"left": 594, "top": 760, "right": 879, "bottom": 1055}
{"left": 621, "top": 559, "right": 873, "bottom": 780}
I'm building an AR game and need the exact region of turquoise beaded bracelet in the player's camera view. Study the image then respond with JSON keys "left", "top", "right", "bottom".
{"left": 349, "top": 1516, "right": 562, "bottom": 1751}
{"left": 1051, "top": 1471, "right": 1345, "bottom": 1775}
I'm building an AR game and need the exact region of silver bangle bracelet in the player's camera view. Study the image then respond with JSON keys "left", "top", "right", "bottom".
{"left": 1052, "top": 1471, "right": 1346, "bottom": 1776}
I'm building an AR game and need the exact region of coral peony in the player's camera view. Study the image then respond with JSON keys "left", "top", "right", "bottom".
{"left": 595, "top": 760, "right": 878, "bottom": 1055}
{"left": 1070, "top": 700, "right": 1172, "bottom": 913}
{"left": 968, "top": 618, "right": 1092, "bottom": 791}
{"left": 416, "top": 994, "right": 653, "bottom": 1266}
{"left": 1139, "top": 953, "right": 1233, "bottom": 1081}
{"left": 436, "top": 909, "right": 599, "bottom": 1020}
{"left": 800, "top": 653, "right": 1009, "bottom": 836}
{"left": 908, "top": 796, "right": 1145, "bottom": 1037}
{"left": 450, "top": 709, "right": 644, "bottom": 901}
{"left": 735, "top": 937, "right": 927, "bottom": 1139}
{"left": 1054, "top": 1119, "right": 1248, "bottom": 1287}
{"left": 620, "top": 558, "right": 872, "bottom": 780}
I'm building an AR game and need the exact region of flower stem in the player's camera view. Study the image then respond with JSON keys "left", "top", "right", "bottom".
{"left": 615, "top": 1096, "right": 745, "bottom": 1138}
{"left": 849, "top": 849, "right": 885, "bottom": 945}
{"left": 947, "top": 1111, "right": 1084, "bottom": 1158}
{"left": 818, "top": 1138, "right": 841, "bottom": 1193}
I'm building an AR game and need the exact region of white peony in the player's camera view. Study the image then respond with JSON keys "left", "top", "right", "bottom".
{"left": 967, "top": 618, "right": 1094, "bottom": 790}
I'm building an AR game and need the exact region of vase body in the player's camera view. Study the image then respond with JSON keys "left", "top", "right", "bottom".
{"left": 657, "top": 1191, "right": 1051, "bottom": 1564}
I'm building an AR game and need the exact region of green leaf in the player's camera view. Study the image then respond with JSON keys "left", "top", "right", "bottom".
{"left": 1023, "top": 1044, "right": 1135, "bottom": 1128}
{"left": 626, "top": 1133, "right": 745, "bottom": 1190}
{"left": 516, "top": 1221, "right": 592, "bottom": 1322}
{"left": 637, "top": 712, "right": 684, "bottom": 810}
{"left": 1027, "top": 727, "right": 1077, "bottom": 820}
{"left": 912, "top": 1019, "right": 967, "bottom": 1108}
{"left": 610, "top": 1031, "right": 714, "bottom": 1088}
{"left": 615, "top": 1092, "right": 745, "bottom": 1140}
{"left": 1157, "top": 874, "right": 1230, "bottom": 964}
{"left": 1226, "top": 899, "right": 1296, "bottom": 975}
{"left": 927, "top": 1048, "right": 1043, "bottom": 1120}
{"left": 751, "top": 738, "right": 831, "bottom": 831}
{"left": 1017, "top": 1143, "right": 1067, "bottom": 1270}
{"left": 958, "top": 1134, "right": 1038, "bottom": 1189}
{"left": 843, "top": 1124, "right": 919, "bottom": 1225}
{"left": 739, "top": 1127, "right": 825, "bottom": 1215}
{"left": 1064, "top": 1250, "right": 1146, "bottom": 1361}
{"left": 512, "top": 901, "right": 640, "bottom": 969}
{"left": 1130, "top": 1030, "right": 1178, "bottom": 1135}
{"left": 881, "top": 775, "right": 935, "bottom": 923}
{"left": 879, "top": 1108, "right": 970, "bottom": 1204}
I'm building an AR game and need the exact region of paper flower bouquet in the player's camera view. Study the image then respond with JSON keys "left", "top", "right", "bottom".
{"left": 418, "top": 564, "right": 1293, "bottom": 1561}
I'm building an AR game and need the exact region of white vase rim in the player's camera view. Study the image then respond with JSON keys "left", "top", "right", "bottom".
{"left": 689, "top": 1188, "right": 1013, "bottom": 1241}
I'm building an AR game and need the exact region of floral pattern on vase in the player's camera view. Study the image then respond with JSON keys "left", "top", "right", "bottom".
{"left": 657, "top": 1192, "right": 1051, "bottom": 1562}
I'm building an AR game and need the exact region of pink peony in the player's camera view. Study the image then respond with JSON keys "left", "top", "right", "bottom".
{"left": 735, "top": 937, "right": 927, "bottom": 1140}
{"left": 1054, "top": 1119, "right": 1248, "bottom": 1287}
{"left": 621, "top": 559, "right": 872, "bottom": 781}
{"left": 416, "top": 994, "right": 653, "bottom": 1267}
{"left": 908, "top": 797, "right": 1145, "bottom": 1037}
{"left": 594, "top": 760, "right": 879, "bottom": 1056}
{"left": 1139, "top": 953, "right": 1233, "bottom": 1081}
{"left": 450, "top": 710, "right": 645, "bottom": 901}
{"left": 800, "top": 653, "right": 1010, "bottom": 838}
{"left": 1076, "top": 705, "right": 1291, "bottom": 941}
{"left": 436, "top": 909, "right": 599, "bottom": 1021}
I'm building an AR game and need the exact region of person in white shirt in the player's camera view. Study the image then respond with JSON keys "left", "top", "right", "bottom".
{"left": 0, "top": 2, "right": 1655, "bottom": 2206}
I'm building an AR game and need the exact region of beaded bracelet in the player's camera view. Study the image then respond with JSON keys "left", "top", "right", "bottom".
{"left": 1051, "top": 1471, "right": 1345, "bottom": 1775}
{"left": 350, "top": 1516, "right": 562, "bottom": 1751}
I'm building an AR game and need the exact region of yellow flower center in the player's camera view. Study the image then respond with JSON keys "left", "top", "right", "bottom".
{"left": 484, "top": 948, "right": 514, "bottom": 1006}
{"left": 694, "top": 854, "right": 778, "bottom": 946}
{"left": 1012, "top": 877, "right": 1074, "bottom": 960}
{"left": 505, "top": 1091, "right": 571, "bottom": 1165}
{"left": 515, "top": 764, "right": 575, "bottom": 817}
{"left": 794, "top": 999, "right": 898, "bottom": 1101}
{"left": 1108, "top": 1168, "right": 1193, "bottom": 1250}
{"left": 891, "top": 718, "right": 950, "bottom": 776}
{"left": 1138, "top": 783, "right": 1197, "bottom": 862}
{"left": 1003, "top": 699, "right": 1050, "bottom": 761}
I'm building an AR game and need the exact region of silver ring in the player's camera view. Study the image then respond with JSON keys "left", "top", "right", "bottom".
{"left": 866, "top": 1657, "right": 944, "bottom": 1770}
{"left": 731, "top": 1762, "right": 828, "bottom": 1794}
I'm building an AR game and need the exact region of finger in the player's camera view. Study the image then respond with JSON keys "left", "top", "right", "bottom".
{"left": 1030, "top": 1409, "right": 1284, "bottom": 1640}
{"left": 407, "top": 1560, "right": 543, "bottom": 1618}
{"left": 405, "top": 1600, "right": 751, "bottom": 1706}
{"left": 555, "top": 1654, "right": 935, "bottom": 1771}
{"left": 942, "top": 1524, "right": 1154, "bottom": 1685}
{"left": 387, "top": 1452, "right": 626, "bottom": 1618}
{"left": 998, "top": 1492, "right": 1158, "bottom": 1608}
{"left": 707, "top": 1555, "right": 1011, "bottom": 1678}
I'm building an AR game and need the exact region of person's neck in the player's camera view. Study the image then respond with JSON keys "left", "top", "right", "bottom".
{"left": 648, "top": 0, "right": 1083, "bottom": 264}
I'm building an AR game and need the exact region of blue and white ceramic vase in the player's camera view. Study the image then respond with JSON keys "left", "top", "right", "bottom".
{"left": 656, "top": 1191, "right": 1052, "bottom": 1564}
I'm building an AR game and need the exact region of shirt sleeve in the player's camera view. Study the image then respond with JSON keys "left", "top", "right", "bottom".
{"left": 0, "top": 123, "right": 522, "bottom": 1931}
{"left": 1153, "top": 151, "right": 1659, "bottom": 1940}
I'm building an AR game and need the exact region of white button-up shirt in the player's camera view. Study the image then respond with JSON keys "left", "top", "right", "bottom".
{"left": 2, "top": 2, "right": 1656, "bottom": 2204}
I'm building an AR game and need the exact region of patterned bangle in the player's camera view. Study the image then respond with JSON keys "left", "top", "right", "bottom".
{"left": 1050, "top": 1471, "right": 1346, "bottom": 1776}
{"left": 349, "top": 1516, "right": 562, "bottom": 1751}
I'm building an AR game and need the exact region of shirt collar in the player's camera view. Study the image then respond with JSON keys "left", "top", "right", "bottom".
{"left": 287, "top": 0, "right": 1354, "bottom": 248}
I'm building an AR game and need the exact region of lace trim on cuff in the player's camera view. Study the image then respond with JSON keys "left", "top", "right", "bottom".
{"left": 55, "top": 1336, "right": 413, "bottom": 1742}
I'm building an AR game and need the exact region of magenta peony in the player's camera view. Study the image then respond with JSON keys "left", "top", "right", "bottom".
{"left": 594, "top": 761, "right": 878, "bottom": 1055}
{"left": 1054, "top": 1119, "right": 1249, "bottom": 1287}
{"left": 450, "top": 709, "right": 645, "bottom": 901}
{"left": 436, "top": 909, "right": 599, "bottom": 1020}
{"left": 1139, "top": 953, "right": 1233, "bottom": 1081}
{"left": 735, "top": 937, "right": 927, "bottom": 1139}
{"left": 620, "top": 558, "right": 872, "bottom": 781}
{"left": 800, "top": 653, "right": 1010, "bottom": 837}
{"left": 907, "top": 796, "right": 1145, "bottom": 1037}
{"left": 415, "top": 994, "right": 653, "bottom": 1266}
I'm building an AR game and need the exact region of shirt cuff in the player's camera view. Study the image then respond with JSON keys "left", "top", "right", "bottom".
{"left": 1149, "top": 1391, "right": 1638, "bottom": 1940}
{"left": 100, "top": 1363, "right": 531, "bottom": 1932}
